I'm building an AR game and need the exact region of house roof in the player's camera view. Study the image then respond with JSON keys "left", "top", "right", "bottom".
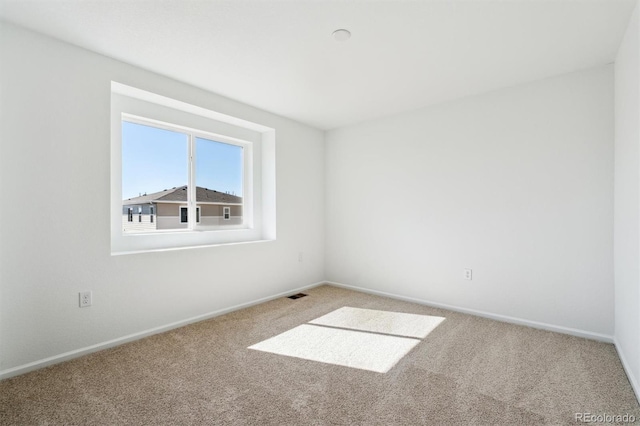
{"left": 123, "top": 186, "right": 242, "bottom": 205}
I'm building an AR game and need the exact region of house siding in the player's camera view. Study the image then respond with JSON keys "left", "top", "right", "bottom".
{"left": 138, "top": 202, "right": 244, "bottom": 230}
{"left": 121, "top": 213, "right": 157, "bottom": 233}
{"left": 200, "top": 204, "right": 242, "bottom": 217}
{"left": 122, "top": 203, "right": 156, "bottom": 233}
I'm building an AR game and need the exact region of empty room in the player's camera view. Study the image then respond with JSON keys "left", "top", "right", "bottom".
{"left": 1, "top": 0, "right": 639, "bottom": 424}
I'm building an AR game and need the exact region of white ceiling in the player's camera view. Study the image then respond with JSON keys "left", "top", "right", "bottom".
{"left": 0, "top": 0, "right": 636, "bottom": 130}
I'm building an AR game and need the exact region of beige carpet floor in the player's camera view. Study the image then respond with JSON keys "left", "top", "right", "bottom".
{"left": 1, "top": 285, "right": 638, "bottom": 425}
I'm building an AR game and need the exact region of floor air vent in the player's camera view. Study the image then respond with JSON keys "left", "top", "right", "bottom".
{"left": 287, "top": 293, "right": 308, "bottom": 300}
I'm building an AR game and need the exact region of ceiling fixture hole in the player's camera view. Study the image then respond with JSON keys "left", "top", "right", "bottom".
{"left": 332, "top": 29, "right": 351, "bottom": 42}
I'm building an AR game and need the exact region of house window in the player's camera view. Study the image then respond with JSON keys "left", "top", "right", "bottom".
{"left": 223, "top": 206, "right": 230, "bottom": 220}
{"left": 127, "top": 208, "right": 133, "bottom": 222}
{"left": 180, "top": 206, "right": 200, "bottom": 223}
{"left": 111, "top": 82, "right": 276, "bottom": 254}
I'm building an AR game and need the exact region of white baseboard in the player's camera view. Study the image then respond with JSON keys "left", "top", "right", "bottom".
{"left": 0, "top": 281, "right": 325, "bottom": 381}
{"left": 325, "top": 281, "right": 614, "bottom": 343}
{"left": 614, "top": 338, "right": 640, "bottom": 404}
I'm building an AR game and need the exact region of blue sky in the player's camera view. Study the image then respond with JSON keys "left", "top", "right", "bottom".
{"left": 122, "top": 121, "right": 243, "bottom": 200}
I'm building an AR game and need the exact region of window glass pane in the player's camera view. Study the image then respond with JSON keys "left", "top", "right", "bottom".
{"left": 122, "top": 121, "right": 188, "bottom": 233}
{"left": 195, "top": 138, "right": 243, "bottom": 226}
{"left": 180, "top": 207, "right": 188, "bottom": 223}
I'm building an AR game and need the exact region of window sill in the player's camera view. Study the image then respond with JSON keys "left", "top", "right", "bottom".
{"left": 111, "top": 238, "right": 275, "bottom": 256}
{"left": 122, "top": 225, "right": 250, "bottom": 236}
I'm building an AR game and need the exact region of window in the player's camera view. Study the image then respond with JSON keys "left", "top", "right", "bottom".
{"left": 121, "top": 118, "right": 244, "bottom": 232}
{"left": 111, "top": 82, "right": 276, "bottom": 254}
{"left": 180, "top": 206, "right": 200, "bottom": 223}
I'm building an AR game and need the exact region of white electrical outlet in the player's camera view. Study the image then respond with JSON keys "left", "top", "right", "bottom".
{"left": 79, "top": 291, "right": 92, "bottom": 308}
{"left": 463, "top": 269, "right": 473, "bottom": 280}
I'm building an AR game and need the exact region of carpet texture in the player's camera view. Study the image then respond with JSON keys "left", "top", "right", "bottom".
{"left": 1, "top": 285, "right": 638, "bottom": 425}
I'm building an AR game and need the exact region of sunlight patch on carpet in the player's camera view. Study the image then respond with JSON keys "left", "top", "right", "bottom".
{"left": 309, "top": 306, "right": 445, "bottom": 338}
{"left": 248, "top": 324, "right": 419, "bottom": 373}
{"left": 248, "top": 307, "right": 445, "bottom": 373}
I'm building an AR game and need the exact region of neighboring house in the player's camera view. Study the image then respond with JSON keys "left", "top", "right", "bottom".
{"left": 122, "top": 186, "right": 242, "bottom": 232}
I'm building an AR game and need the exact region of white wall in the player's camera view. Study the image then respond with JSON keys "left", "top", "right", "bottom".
{"left": 326, "top": 66, "right": 614, "bottom": 338}
{"left": 0, "top": 23, "right": 325, "bottom": 375}
{"left": 614, "top": 1, "right": 640, "bottom": 400}
{"left": 0, "top": 17, "right": 632, "bottom": 387}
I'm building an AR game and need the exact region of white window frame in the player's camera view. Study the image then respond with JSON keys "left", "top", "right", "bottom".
{"left": 111, "top": 82, "right": 276, "bottom": 255}
{"left": 122, "top": 114, "right": 249, "bottom": 231}
{"left": 223, "top": 206, "right": 231, "bottom": 220}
